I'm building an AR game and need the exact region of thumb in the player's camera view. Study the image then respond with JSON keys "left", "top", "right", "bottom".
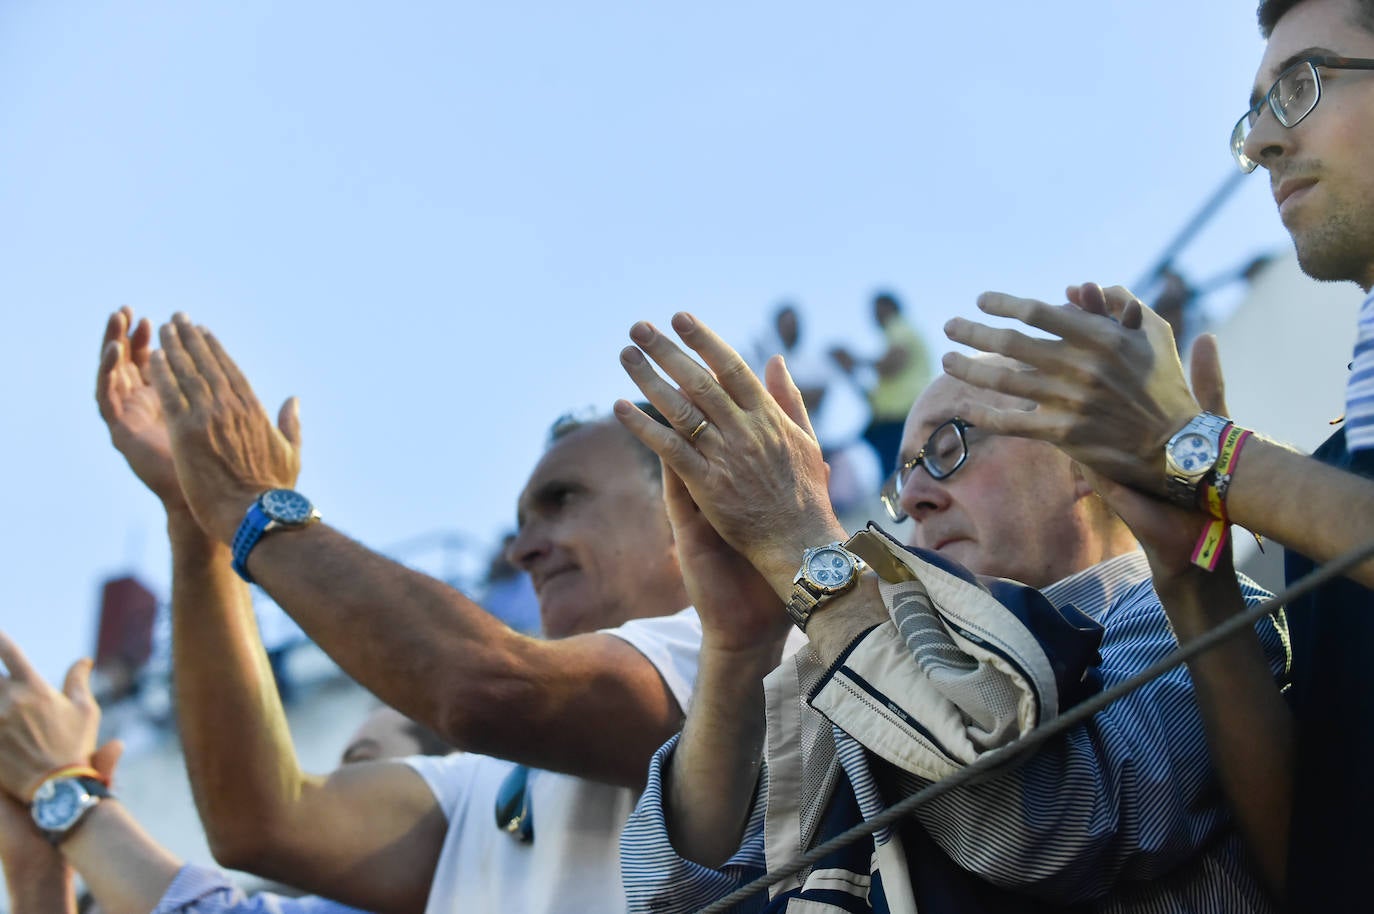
{"left": 91, "top": 740, "right": 125, "bottom": 783}
{"left": 765, "top": 355, "right": 818, "bottom": 442}
{"left": 63, "top": 658, "right": 95, "bottom": 708}
{"left": 1189, "top": 334, "right": 1230, "bottom": 417}
{"left": 278, "top": 396, "right": 303, "bottom": 449}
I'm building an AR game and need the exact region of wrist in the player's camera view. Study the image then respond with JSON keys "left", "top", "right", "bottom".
{"left": 751, "top": 518, "right": 850, "bottom": 596}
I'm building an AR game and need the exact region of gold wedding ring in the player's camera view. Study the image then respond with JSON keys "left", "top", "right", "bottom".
{"left": 688, "top": 419, "right": 709, "bottom": 442}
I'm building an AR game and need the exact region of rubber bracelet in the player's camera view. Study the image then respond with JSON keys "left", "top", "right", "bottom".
{"left": 26, "top": 765, "right": 106, "bottom": 804}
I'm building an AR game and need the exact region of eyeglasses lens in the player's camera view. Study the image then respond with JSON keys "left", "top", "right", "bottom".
{"left": 1232, "top": 61, "right": 1321, "bottom": 173}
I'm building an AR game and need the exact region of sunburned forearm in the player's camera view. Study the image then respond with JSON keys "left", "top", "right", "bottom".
{"left": 667, "top": 640, "right": 781, "bottom": 867}
{"left": 246, "top": 524, "right": 683, "bottom": 787}
{"left": 167, "top": 508, "right": 307, "bottom": 864}
{"left": 1227, "top": 436, "right": 1374, "bottom": 588}
{"left": 245, "top": 524, "right": 515, "bottom": 744}
{"left": 1155, "top": 571, "right": 1292, "bottom": 898}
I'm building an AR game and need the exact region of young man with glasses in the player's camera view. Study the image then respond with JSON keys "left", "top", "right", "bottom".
{"left": 615, "top": 322, "right": 1287, "bottom": 913}
{"left": 939, "top": 0, "right": 1374, "bottom": 906}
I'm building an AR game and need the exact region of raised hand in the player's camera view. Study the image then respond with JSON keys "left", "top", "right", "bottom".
{"left": 96, "top": 307, "right": 185, "bottom": 509}
{"left": 0, "top": 634, "right": 99, "bottom": 804}
{"left": 615, "top": 314, "right": 845, "bottom": 595}
{"left": 149, "top": 314, "right": 303, "bottom": 543}
{"left": 942, "top": 282, "right": 1201, "bottom": 496}
{"left": 1081, "top": 333, "right": 1236, "bottom": 580}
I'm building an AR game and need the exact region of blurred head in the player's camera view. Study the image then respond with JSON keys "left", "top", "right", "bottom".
{"left": 340, "top": 706, "right": 450, "bottom": 765}
{"left": 872, "top": 292, "right": 902, "bottom": 327}
{"left": 1247, "top": 0, "right": 1374, "bottom": 288}
{"left": 774, "top": 304, "right": 801, "bottom": 350}
{"left": 892, "top": 365, "right": 1135, "bottom": 588}
{"left": 506, "top": 414, "right": 685, "bottom": 639}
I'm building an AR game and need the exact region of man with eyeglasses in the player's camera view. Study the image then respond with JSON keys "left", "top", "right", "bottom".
{"left": 614, "top": 318, "right": 1286, "bottom": 913}
{"left": 938, "top": 0, "right": 1374, "bottom": 907}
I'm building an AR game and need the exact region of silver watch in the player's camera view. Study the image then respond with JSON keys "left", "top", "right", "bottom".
{"left": 1163, "top": 412, "right": 1231, "bottom": 507}
{"left": 784, "top": 542, "right": 865, "bottom": 631}
{"left": 30, "top": 775, "right": 111, "bottom": 845}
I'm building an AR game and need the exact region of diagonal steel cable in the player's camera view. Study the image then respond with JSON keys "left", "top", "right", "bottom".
{"left": 695, "top": 536, "right": 1374, "bottom": 913}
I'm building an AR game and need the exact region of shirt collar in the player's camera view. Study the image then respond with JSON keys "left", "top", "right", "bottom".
{"left": 1040, "top": 550, "right": 1151, "bottom": 618}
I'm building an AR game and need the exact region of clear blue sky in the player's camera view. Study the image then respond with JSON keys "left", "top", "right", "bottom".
{"left": 2, "top": 0, "right": 1290, "bottom": 682}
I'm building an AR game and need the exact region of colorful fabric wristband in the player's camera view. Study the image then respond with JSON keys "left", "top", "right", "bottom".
{"left": 1191, "top": 424, "right": 1251, "bottom": 571}
{"left": 26, "top": 764, "right": 106, "bottom": 804}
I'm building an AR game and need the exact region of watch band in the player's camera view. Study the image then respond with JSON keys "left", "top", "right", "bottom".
{"left": 230, "top": 490, "right": 320, "bottom": 584}
{"left": 1164, "top": 412, "right": 1232, "bottom": 507}
{"left": 785, "top": 540, "right": 866, "bottom": 631}
{"left": 231, "top": 501, "right": 274, "bottom": 583}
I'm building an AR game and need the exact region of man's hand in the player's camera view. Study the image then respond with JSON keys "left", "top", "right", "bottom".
{"left": 615, "top": 313, "right": 846, "bottom": 596}
{"left": 149, "top": 314, "right": 302, "bottom": 543}
{"left": 0, "top": 634, "right": 100, "bottom": 803}
{"left": 942, "top": 282, "right": 1202, "bottom": 496}
{"left": 96, "top": 308, "right": 185, "bottom": 510}
{"left": 662, "top": 461, "right": 791, "bottom": 653}
{"left": 1082, "top": 333, "right": 1237, "bottom": 583}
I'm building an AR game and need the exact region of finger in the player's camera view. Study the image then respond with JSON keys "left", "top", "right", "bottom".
{"left": 100, "top": 308, "right": 130, "bottom": 360}
{"left": 95, "top": 339, "right": 122, "bottom": 420}
{"left": 659, "top": 464, "right": 697, "bottom": 531}
{"left": 91, "top": 740, "right": 124, "bottom": 783}
{"left": 158, "top": 321, "right": 211, "bottom": 410}
{"left": 940, "top": 351, "right": 1063, "bottom": 404}
{"left": 628, "top": 321, "right": 744, "bottom": 429}
{"left": 149, "top": 349, "right": 191, "bottom": 420}
{"left": 1189, "top": 334, "right": 1231, "bottom": 417}
{"left": 975, "top": 291, "right": 1123, "bottom": 347}
{"left": 0, "top": 631, "right": 39, "bottom": 684}
{"left": 278, "top": 397, "right": 303, "bottom": 450}
{"left": 130, "top": 317, "right": 154, "bottom": 376}
{"left": 202, "top": 330, "right": 264, "bottom": 411}
{"left": 669, "top": 313, "right": 768, "bottom": 412}
{"left": 170, "top": 314, "right": 233, "bottom": 397}
{"left": 942, "top": 316, "right": 1066, "bottom": 370}
{"left": 613, "top": 399, "right": 708, "bottom": 481}
{"left": 764, "top": 355, "right": 817, "bottom": 443}
{"left": 62, "top": 658, "right": 93, "bottom": 705}
{"left": 1070, "top": 283, "right": 1109, "bottom": 317}
{"left": 620, "top": 345, "right": 711, "bottom": 438}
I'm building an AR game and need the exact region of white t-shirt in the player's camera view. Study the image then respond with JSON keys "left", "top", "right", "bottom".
{"left": 402, "top": 606, "right": 705, "bottom": 914}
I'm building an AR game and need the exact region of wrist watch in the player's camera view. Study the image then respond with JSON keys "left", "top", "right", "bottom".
{"left": 784, "top": 541, "right": 866, "bottom": 631}
{"left": 1163, "top": 412, "right": 1232, "bottom": 507}
{"left": 231, "top": 489, "right": 321, "bottom": 583}
{"left": 30, "top": 775, "right": 112, "bottom": 846}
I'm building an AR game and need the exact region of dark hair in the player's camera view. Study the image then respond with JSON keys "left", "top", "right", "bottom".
{"left": 546, "top": 402, "right": 670, "bottom": 481}
{"left": 1258, "top": 0, "right": 1374, "bottom": 36}
{"left": 872, "top": 291, "right": 902, "bottom": 314}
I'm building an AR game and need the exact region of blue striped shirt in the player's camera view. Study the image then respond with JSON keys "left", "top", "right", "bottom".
{"left": 1344, "top": 290, "right": 1374, "bottom": 451}
{"left": 151, "top": 864, "right": 372, "bottom": 914}
{"left": 620, "top": 551, "right": 1288, "bottom": 913}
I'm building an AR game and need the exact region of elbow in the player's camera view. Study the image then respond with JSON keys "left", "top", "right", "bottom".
{"left": 203, "top": 816, "right": 293, "bottom": 876}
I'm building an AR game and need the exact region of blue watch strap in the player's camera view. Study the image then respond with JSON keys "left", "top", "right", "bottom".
{"left": 231, "top": 501, "right": 272, "bottom": 583}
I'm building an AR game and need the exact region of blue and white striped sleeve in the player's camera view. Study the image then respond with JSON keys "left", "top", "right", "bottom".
{"left": 833, "top": 578, "right": 1287, "bottom": 902}
{"left": 621, "top": 734, "right": 769, "bottom": 914}
{"left": 152, "top": 864, "right": 374, "bottom": 914}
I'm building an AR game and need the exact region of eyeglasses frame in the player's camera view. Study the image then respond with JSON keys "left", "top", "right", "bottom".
{"left": 880, "top": 417, "right": 975, "bottom": 523}
{"left": 1232, "top": 54, "right": 1374, "bottom": 173}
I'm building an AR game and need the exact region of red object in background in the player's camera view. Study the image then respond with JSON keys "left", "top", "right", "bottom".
{"left": 94, "top": 575, "right": 156, "bottom": 674}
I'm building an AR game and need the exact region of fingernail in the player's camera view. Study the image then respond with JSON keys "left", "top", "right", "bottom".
{"left": 613, "top": 399, "right": 634, "bottom": 416}
{"left": 630, "top": 322, "right": 654, "bottom": 345}
{"left": 620, "top": 346, "right": 645, "bottom": 365}
{"left": 672, "top": 312, "right": 695, "bottom": 333}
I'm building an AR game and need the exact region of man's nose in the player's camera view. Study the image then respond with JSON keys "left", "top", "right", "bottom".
{"left": 900, "top": 470, "right": 952, "bottom": 525}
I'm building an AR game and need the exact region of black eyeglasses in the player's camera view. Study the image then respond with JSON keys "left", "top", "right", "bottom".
{"left": 1232, "top": 55, "right": 1374, "bottom": 172}
{"left": 879, "top": 418, "right": 974, "bottom": 523}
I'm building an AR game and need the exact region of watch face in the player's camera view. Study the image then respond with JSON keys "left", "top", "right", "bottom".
{"left": 31, "top": 779, "right": 85, "bottom": 831}
{"left": 260, "top": 489, "right": 315, "bottom": 524}
{"left": 805, "top": 547, "right": 856, "bottom": 591}
{"left": 1170, "top": 433, "right": 1218, "bottom": 473}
